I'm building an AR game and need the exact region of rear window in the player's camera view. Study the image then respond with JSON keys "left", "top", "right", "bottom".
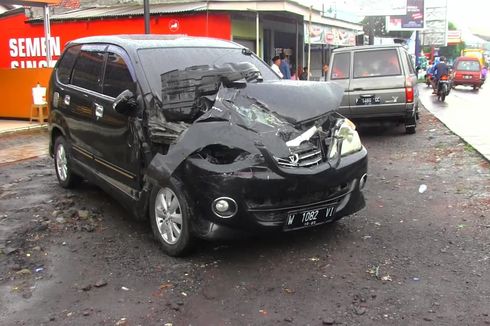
{"left": 331, "top": 53, "right": 350, "bottom": 80}
{"left": 455, "top": 60, "right": 480, "bottom": 72}
{"left": 56, "top": 45, "right": 80, "bottom": 84}
{"left": 354, "top": 49, "right": 401, "bottom": 78}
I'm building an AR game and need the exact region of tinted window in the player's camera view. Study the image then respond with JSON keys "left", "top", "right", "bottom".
{"left": 331, "top": 53, "right": 350, "bottom": 80}
{"left": 57, "top": 45, "right": 81, "bottom": 84}
{"left": 103, "top": 52, "right": 134, "bottom": 98}
{"left": 406, "top": 53, "right": 416, "bottom": 74}
{"left": 71, "top": 50, "right": 105, "bottom": 92}
{"left": 456, "top": 60, "right": 480, "bottom": 72}
{"left": 354, "top": 49, "right": 401, "bottom": 78}
{"left": 137, "top": 47, "right": 278, "bottom": 101}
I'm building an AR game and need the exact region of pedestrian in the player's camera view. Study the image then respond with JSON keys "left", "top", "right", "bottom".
{"left": 271, "top": 56, "right": 283, "bottom": 79}
{"left": 299, "top": 66, "right": 309, "bottom": 80}
{"left": 279, "top": 53, "right": 291, "bottom": 79}
{"left": 290, "top": 65, "right": 298, "bottom": 80}
{"left": 322, "top": 64, "right": 329, "bottom": 81}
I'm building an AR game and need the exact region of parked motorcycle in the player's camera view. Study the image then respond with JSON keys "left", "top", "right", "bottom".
{"left": 437, "top": 75, "right": 451, "bottom": 102}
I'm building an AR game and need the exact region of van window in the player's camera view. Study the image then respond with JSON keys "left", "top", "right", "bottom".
{"left": 56, "top": 45, "right": 81, "bottom": 84}
{"left": 71, "top": 50, "right": 105, "bottom": 92}
{"left": 406, "top": 53, "right": 416, "bottom": 74}
{"left": 354, "top": 49, "right": 401, "bottom": 78}
{"left": 331, "top": 53, "right": 350, "bottom": 79}
{"left": 455, "top": 60, "right": 480, "bottom": 72}
{"left": 103, "top": 52, "right": 134, "bottom": 98}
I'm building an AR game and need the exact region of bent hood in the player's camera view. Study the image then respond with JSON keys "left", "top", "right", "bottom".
{"left": 229, "top": 80, "right": 345, "bottom": 125}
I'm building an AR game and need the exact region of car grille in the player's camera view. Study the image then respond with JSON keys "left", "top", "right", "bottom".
{"left": 274, "top": 145, "right": 323, "bottom": 168}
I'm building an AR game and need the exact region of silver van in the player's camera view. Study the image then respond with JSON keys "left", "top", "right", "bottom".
{"left": 327, "top": 44, "right": 419, "bottom": 134}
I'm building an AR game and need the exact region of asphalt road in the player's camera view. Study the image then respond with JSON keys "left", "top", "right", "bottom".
{"left": 418, "top": 81, "right": 490, "bottom": 160}
{"left": 0, "top": 108, "right": 489, "bottom": 326}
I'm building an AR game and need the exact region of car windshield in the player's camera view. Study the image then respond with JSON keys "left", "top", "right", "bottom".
{"left": 138, "top": 47, "right": 279, "bottom": 100}
{"left": 456, "top": 60, "right": 480, "bottom": 72}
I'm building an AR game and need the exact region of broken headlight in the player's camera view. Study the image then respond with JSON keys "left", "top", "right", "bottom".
{"left": 329, "top": 119, "right": 362, "bottom": 158}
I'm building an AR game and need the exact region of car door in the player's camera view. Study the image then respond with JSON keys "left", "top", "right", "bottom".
{"left": 64, "top": 44, "right": 106, "bottom": 167}
{"left": 90, "top": 45, "right": 141, "bottom": 190}
{"left": 328, "top": 52, "right": 351, "bottom": 116}
{"left": 348, "top": 48, "right": 407, "bottom": 119}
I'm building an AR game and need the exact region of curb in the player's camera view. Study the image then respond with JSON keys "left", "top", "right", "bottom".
{"left": 0, "top": 124, "right": 48, "bottom": 136}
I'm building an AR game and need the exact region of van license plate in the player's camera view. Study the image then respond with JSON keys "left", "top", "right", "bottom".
{"left": 284, "top": 205, "right": 337, "bottom": 231}
{"left": 356, "top": 96, "right": 381, "bottom": 105}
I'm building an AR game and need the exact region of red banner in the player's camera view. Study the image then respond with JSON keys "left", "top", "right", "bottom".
{"left": 0, "top": 12, "right": 231, "bottom": 69}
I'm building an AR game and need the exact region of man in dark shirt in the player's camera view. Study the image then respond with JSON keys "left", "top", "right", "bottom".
{"left": 431, "top": 56, "right": 449, "bottom": 94}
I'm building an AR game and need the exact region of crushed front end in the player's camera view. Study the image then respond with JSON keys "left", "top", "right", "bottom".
{"left": 146, "top": 64, "right": 367, "bottom": 239}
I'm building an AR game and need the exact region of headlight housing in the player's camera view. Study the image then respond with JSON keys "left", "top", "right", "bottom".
{"left": 329, "top": 119, "right": 363, "bottom": 158}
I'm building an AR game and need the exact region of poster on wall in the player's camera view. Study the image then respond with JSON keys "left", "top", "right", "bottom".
{"left": 386, "top": 0, "right": 425, "bottom": 31}
{"left": 306, "top": 23, "right": 356, "bottom": 46}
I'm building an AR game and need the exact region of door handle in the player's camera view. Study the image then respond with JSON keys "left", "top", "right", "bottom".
{"left": 95, "top": 103, "right": 104, "bottom": 120}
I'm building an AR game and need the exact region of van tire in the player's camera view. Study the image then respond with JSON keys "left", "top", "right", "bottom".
{"left": 405, "top": 116, "right": 417, "bottom": 135}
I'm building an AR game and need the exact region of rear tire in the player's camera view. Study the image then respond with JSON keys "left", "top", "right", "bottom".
{"left": 405, "top": 115, "right": 417, "bottom": 134}
{"left": 149, "top": 178, "right": 194, "bottom": 257}
{"left": 54, "top": 136, "right": 82, "bottom": 188}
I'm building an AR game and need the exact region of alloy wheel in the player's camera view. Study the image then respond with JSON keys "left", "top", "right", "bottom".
{"left": 56, "top": 144, "right": 68, "bottom": 181}
{"left": 154, "top": 187, "right": 183, "bottom": 245}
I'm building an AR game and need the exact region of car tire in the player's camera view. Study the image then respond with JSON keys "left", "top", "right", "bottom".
{"left": 405, "top": 115, "right": 416, "bottom": 134}
{"left": 54, "top": 136, "right": 82, "bottom": 188}
{"left": 149, "top": 178, "right": 194, "bottom": 257}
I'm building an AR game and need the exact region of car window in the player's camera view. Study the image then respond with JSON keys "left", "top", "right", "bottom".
{"left": 56, "top": 45, "right": 81, "bottom": 84}
{"left": 137, "top": 47, "right": 278, "bottom": 102}
{"left": 331, "top": 53, "right": 350, "bottom": 80}
{"left": 354, "top": 49, "right": 401, "bottom": 78}
{"left": 455, "top": 60, "right": 480, "bottom": 72}
{"left": 71, "top": 50, "right": 105, "bottom": 92}
{"left": 103, "top": 52, "right": 134, "bottom": 98}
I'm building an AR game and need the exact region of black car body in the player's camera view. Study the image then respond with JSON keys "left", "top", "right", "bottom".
{"left": 48, "top": 35, "right": 367, "bottom": 256}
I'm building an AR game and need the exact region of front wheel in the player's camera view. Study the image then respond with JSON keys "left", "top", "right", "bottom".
{"left": 149, "top": 179, "right": 194, "bottom": 256}
{"left": 54, "top": 136, "right": 82, "bottom": 188}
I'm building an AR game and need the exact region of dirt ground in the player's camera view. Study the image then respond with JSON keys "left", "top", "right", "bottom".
{"left": 0, "top": 109, "right": 489, "bottom": 326}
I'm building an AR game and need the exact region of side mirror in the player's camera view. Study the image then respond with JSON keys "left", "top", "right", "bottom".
{"left": 113, "top": 89, "right": 137, "bottom": 114}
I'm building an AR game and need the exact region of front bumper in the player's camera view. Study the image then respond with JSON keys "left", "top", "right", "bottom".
{"left": 180, "top": 148, "right": 368, "bottom": 239}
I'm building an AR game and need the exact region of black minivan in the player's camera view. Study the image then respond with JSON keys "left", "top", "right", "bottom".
{"left": 48, "top": 35, "right": 368, "bottom": 256}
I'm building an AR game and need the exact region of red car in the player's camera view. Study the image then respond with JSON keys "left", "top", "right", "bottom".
{"left": 452, "top": 56, "right": 483, "bottom": 90}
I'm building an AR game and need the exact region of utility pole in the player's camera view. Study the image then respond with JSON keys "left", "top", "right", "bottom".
{"left": 144, "top": 0, "right": 150, "bottom": 34}
{"left": 307, "top": 6, "right": 312, "bottom": 81}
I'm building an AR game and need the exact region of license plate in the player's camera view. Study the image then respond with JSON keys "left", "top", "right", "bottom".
{"left": 463, "top": 75, "right": 472, "bottom": 79}
{"left": 284, "top": 205, "right": 337, "bottom": 230}
{"left": 356, "top": 96, "right": 381, "bottom": 105}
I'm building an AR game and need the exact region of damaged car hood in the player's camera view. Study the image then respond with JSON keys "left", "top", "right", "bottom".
{"left": 229, "top": 80, "right": 345, "bottom": 125}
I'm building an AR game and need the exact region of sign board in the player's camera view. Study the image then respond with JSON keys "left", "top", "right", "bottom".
{"left": 305, "top": 23, "right": 356, "bottom": 46}
{"left": 357, "top": 0, "right": 407, "bottom": 16}
{"left": 421, "top": 0, "right": 448, "bottom": 46}
{"left": 386, "top": 0, "right": 425, "bottom": 31}
{"left": 447, "top": 30, "right": 461, "bottom": 44}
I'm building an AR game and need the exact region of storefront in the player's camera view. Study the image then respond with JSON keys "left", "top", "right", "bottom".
{"left": 0, "top": 1, "right": 362, "bottom": 118}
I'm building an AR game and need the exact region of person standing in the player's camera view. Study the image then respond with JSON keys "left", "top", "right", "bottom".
{"left": 279, "top": 53, "right": 291, "bottom": 79}
{"left": 271, "top": 56, "right": 283, "bottom": 79}
{"left": 322, "top": 64, "right": 329, "bottom": 81}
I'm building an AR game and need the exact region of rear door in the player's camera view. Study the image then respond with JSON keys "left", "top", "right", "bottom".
{"left": 348, "top": 48, "right": 406, "bottom": 118}
{"left": 328, "top": 52, "right": 351, "bottom": 116}
{"left": 64, "top": 44, "right": 106, "bottom": 166}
